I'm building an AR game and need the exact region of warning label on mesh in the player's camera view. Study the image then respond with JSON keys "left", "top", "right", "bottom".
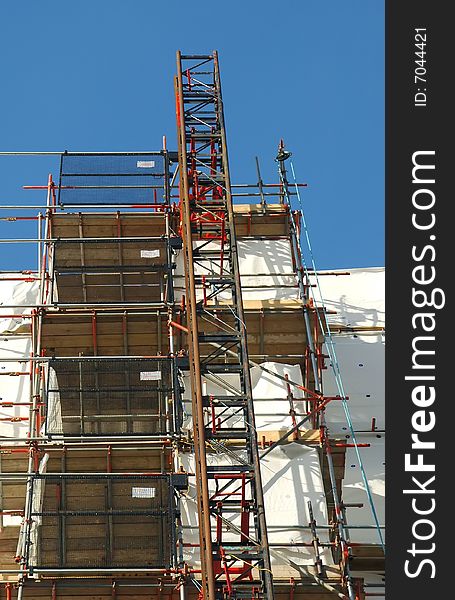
{"left": 132, "top": 487, "right": 156, "bottom": 498}
{"left": 140, "top": 371, "right": 162, "bottom": 381}
{"left": 137, "top": 160, "right": 155, "bottom": 168}
{"left": 140, "top": 249, "right": 160, "bottom": 258}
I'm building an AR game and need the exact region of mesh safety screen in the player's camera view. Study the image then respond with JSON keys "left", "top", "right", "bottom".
{"left": 46, "top": 358, "right": 175, "bottom": 437}
{"left": 27, "top": 475, "right": 175, "bottom": 569}
{"left": 58, "top": 153, "right": 167, "bottom": 206}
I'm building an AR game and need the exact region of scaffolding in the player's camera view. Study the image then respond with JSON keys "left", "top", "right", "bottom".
{"left": 0, "top": 50, "right": 384, "bottom": 600}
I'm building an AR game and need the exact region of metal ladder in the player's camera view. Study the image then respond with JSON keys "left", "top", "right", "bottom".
{"left": 175, "top": 51, "right": 274, "bottom": 600}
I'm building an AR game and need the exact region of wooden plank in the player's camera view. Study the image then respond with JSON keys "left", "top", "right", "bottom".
{"left": 60, "top": 228, "right": 164, "bottom": 240}
{"left": 42, "top": 318, "right": 167, "bottom": 337}
{"left": 0, "top": 583, "right": 351, "bottom": 600}
{"left": 54, "top": 252, "right": 166, "bottom": 266}
{"left": 51, "top": 214, "right": 167, "bottom": 224}
{"left": 0, "top": 526, "right": 20, "bottom": 540}
{"left": 0, "top": 539, "right": 18, "bottom": 552}
{"left": 42, "top": 333, "right": 161, "bottom": 348}
{"left": 0, "top": 498, "right": 26, "bottom": 510}
{"left": 55, "top": 284, "right": 163, "bottom": 304}
{"left": 42, "top": 347, "right": 165, "bottom": 358}
{"left": 0, "top": 551, "right": 18, "bottom": 565}
{"left": 60, "top": 458, "right": 164, "bottom": 472}
{"left": 242, "top": 299, "right": 302, "bottom": 309}
{"left": 51, "top": 214, "right": 166, "bottom": 228}
{"left": 42, "top": 449, "right": 169, "bottom": 460}
{"left": 0, "top": 484, "right": 27, "bottom": 499}
{"left": 56, "top": 274, "right": 162, "bottom": 286}
{"left": 1, "top": 460, "right": 33, "bottom": 477}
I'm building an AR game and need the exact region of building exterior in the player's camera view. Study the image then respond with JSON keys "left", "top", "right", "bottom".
{"left": 0, "top": 52, "right": 384, "bottom": 600}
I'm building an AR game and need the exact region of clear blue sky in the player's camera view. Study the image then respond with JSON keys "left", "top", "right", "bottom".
{"left": 0, "top": 0, "right": 384, "bottom": 271}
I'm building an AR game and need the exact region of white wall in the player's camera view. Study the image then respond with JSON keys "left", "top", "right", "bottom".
{"left": 318, "top": 268, "right": 385, "bottom": 556}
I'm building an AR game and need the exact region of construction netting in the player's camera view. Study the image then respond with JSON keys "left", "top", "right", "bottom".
{"left": 46, "top": 358, "right": 178, "bottom": 437}
{"left": 26, "top": 474, "right": 175, "bottom": 570}
{"left": 58, "top": 153, "right": 167, "bottom": 206}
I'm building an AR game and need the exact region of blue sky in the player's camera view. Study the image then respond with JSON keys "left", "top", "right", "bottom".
{"left": 0, "top": 0, "right": 384, "bottom": 271}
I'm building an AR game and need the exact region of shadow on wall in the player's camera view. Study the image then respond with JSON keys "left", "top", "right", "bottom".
{"left": 261, "top": 444, "right": 326, "bottom": 525}
{"left": 326, "top": 295, "right": 383, "bottom": 329}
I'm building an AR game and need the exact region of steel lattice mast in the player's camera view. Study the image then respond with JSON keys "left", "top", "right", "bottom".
{"left": 175, "top": 51, "right": 275, "bottom": 600}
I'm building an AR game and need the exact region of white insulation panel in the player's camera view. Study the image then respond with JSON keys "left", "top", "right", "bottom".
{"left": 343, "top": 435, "right": 385, "bottom": 545}
{"left": 0, "top": 276, "right": 39, "bottom": 334}
{"left": 322, "top": 333, "right": 385, "bottom": 431}
{"left": 179, "top": 444, "right": 334, "bottom": 569}
{"left": 1, "top": 276, "right": 37, "bottom": 441}
{"left": 318, "top": 267, "right": 384, "bottom": 329}
{"left": 0, "top": 336, "right": 31, "bottom": 440}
